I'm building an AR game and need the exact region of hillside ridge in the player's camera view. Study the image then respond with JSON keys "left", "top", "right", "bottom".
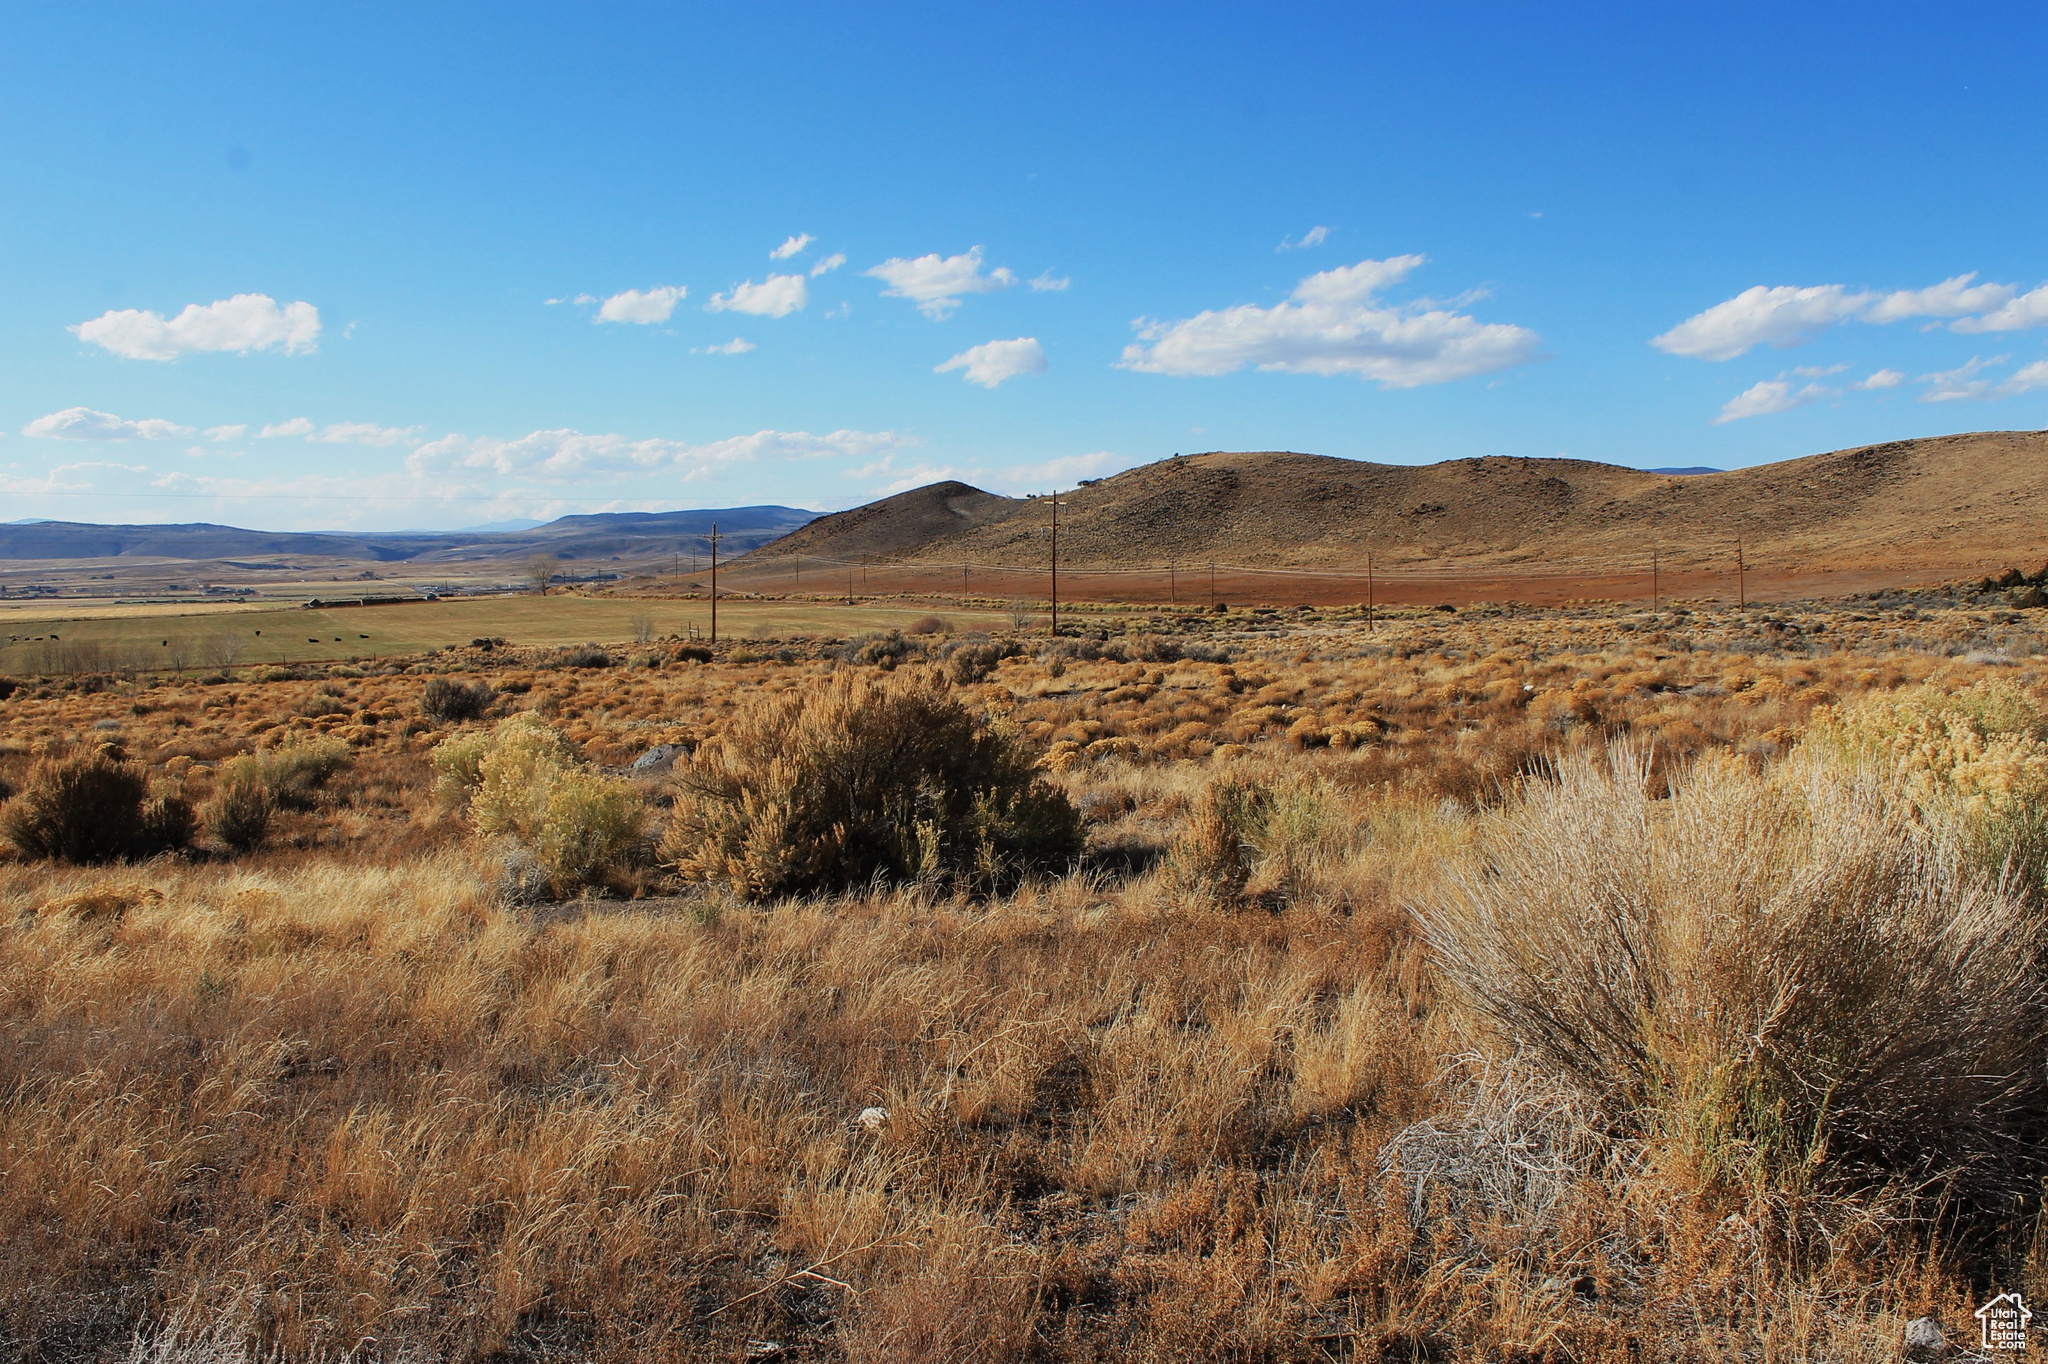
{"left": 736, "top": 431, "right": 2048, "bottom": 575}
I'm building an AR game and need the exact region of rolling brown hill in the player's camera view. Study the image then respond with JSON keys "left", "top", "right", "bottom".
{"left": 734, "top": 430, "right": 2048, "bottom": 582}
{"left": 760, "top": 480, "right": 1022, "bottom": 562}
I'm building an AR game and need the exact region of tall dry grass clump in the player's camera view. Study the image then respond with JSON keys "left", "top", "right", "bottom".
{"left": 437, "top": 711, "right": 646, "bottom": 894}
{"left": 1417, "top": 743, "right": 2048, "bottom": 1220}
{"left": 662, "top": 667, "right": 1081, "bottom": 898}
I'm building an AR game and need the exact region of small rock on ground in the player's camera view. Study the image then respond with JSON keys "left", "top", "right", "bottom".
{"left": 1903, "top": 1316, "right": 1949, "bottom": 1360}
{"left": 632, "top": 743, "right": 682, "bottom": 773}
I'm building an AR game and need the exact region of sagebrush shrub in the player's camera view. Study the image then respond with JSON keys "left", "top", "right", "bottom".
{"left": 205, "top": 761, "right": 276, "bottom": 853}
{"left": 139, "top": 794, "right": 195, "bottom": 853}
{"left": 839, "top": 631, "right": 921, "bottom": 669}
{"left": 520, "top": 774, "right": 646, "bottom": 890}
{"left": 468, "top": 713, "right": 577, "bottom": 832}
{"left": 464, "top": 713, "right": 645, "bottom": 894}
{"left": 259, "top": 734, "right": 352, "bottom": 809}
{"left": 430, "top": 730, "right": 491, "bottom": 807}
{"left": 944, "top": 640, "right": 1019, "bottom": 685}
{"left": 1418, "top": 743, "right": 2048, "bottom": 1220}
{"left": 198, "top": 734, "right": 349, "bottom": 852}
{"left": 662, "top": 668, "right": 1082, "bottom": 899}
{"left": 1, "top": 748, "right": 153, "bottom": 863}
{"left": 1164, "top": 778, "right": 1267, "bottom": 903}
{"left": 420, "top": 676, "right": 496, "bottom": 722}
{"left": 1804, "top": 679, "right": 2048, "bottom": 894}
{"left": 1245, "top": 781, "right": 1340, "bottom": 907}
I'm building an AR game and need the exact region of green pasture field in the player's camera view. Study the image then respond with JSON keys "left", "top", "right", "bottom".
{"left": 0, "top": 593, "right": 1016, "bottom": 674}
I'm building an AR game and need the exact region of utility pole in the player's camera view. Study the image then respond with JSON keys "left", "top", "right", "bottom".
{"left": 709, "top": 524, "right": 720, "bottom": 644}
{"left": 1049, "top": 487, "right": 1060, "bottom": 636}
{"left": 846, "top": 565, "right": 853, "bottom": 605}
{"left": 1209, "top": 561, "right": 1216, "bottom": 608}
{"left": 794, "top": 553, "right": 800, "bottom": 592}
{"left": 1367, "top": 552, "right": 1375, "bottom": 631}
{"left": 962, "top": 561, "right": 969, "bottom": 603}
{"left": 1736, "top": 538, "right": 1746, "bottom": 609}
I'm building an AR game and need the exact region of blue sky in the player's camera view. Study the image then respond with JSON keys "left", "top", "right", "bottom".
{"left": 5, "top": 3, "right": 2047, "bottom": 530}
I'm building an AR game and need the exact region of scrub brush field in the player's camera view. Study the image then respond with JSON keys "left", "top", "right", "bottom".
{"left": 4, "top": 584, "right": 2048, "bottom": 1362}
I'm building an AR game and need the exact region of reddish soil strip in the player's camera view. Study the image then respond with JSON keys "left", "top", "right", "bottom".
{"left": 715, "top": 559, "right": 1966, "bottom": 610}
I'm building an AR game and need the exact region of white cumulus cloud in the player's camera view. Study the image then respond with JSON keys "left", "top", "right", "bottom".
{"left": 935, "top": 337, "right": 1047, "bottom": 388}
{"left": 1712, "top": 364, "right": 1916, "bottom": 422}
{"left": 1656, "top": 286, "right": 1876, "bottom": 361}
{"left": 23, "top": 407, "right": 195, "bottom": 440}
{"left": 1029, "top": 270, "right": 1070, "bottom": 292}
{"left": 1278, "top": 225, "right": 1330, "bottom": 251}
{"left": 0, "top": 462, "right": 150, "bottom": 495}
{"left": 1654, "top": 274, "right": 2020, "bottom": 360}
{"left": 1952, "top": 283, "right": 2048, "bottom": 333}
{"left": 866, "top": 246, "right": 1017, "bottom": 320}
{"left": 843, "top": 454, "right": 963, "bottom": 494}
{"left": 693, "top": 338, "right": 757, "bottom": 355}
{"left": 1713, "top": 379, "right": 1833, "bottom": 424}
{"left": 985, "top": 451, "right": 1136, "bottom": 493}
{"left": 253, "top": 417, "right": 419, "bottom": 445}
{"left": 810, "top": 252, "right": 847, "bottom": 277}
{"left": 73, "top": 293, "right": 321, "bottom": 361}
{"left": 1864, "top": 274, "right": 2017, "bottom": 323}
{"left": 707, "top": 274, "right": 808, "bottom": 318}
{"left": 409, "top": 426, "right": 911, "bottom": 484}
{"left": 1917, "top": 355, "right": 2048, "bottom": 403}
{"left": 595, "top": 286, "right": 686, "bottom": 324}
{"left": 315, "top": 421, "right": 419, "bottom": 446}
{"left": 204, "top": 424, "right": 247, "bottom": 441}
{"left": 771, "top": 234, "right": 814, "bottom": 260}
{"left": 1117, "top": 255, "right": 1540, "bottom": 388}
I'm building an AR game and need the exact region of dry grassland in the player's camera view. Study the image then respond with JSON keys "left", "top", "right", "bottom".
{"left": 3, "top": 588, "right": 2047, "bottom": 1361}
{"left": 0, "top": 597, "right": 1018, "bottom": 675}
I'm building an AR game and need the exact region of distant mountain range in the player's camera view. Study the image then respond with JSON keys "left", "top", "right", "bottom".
{"left": 0, "top": 506, "right": 817, "bottom": 564}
